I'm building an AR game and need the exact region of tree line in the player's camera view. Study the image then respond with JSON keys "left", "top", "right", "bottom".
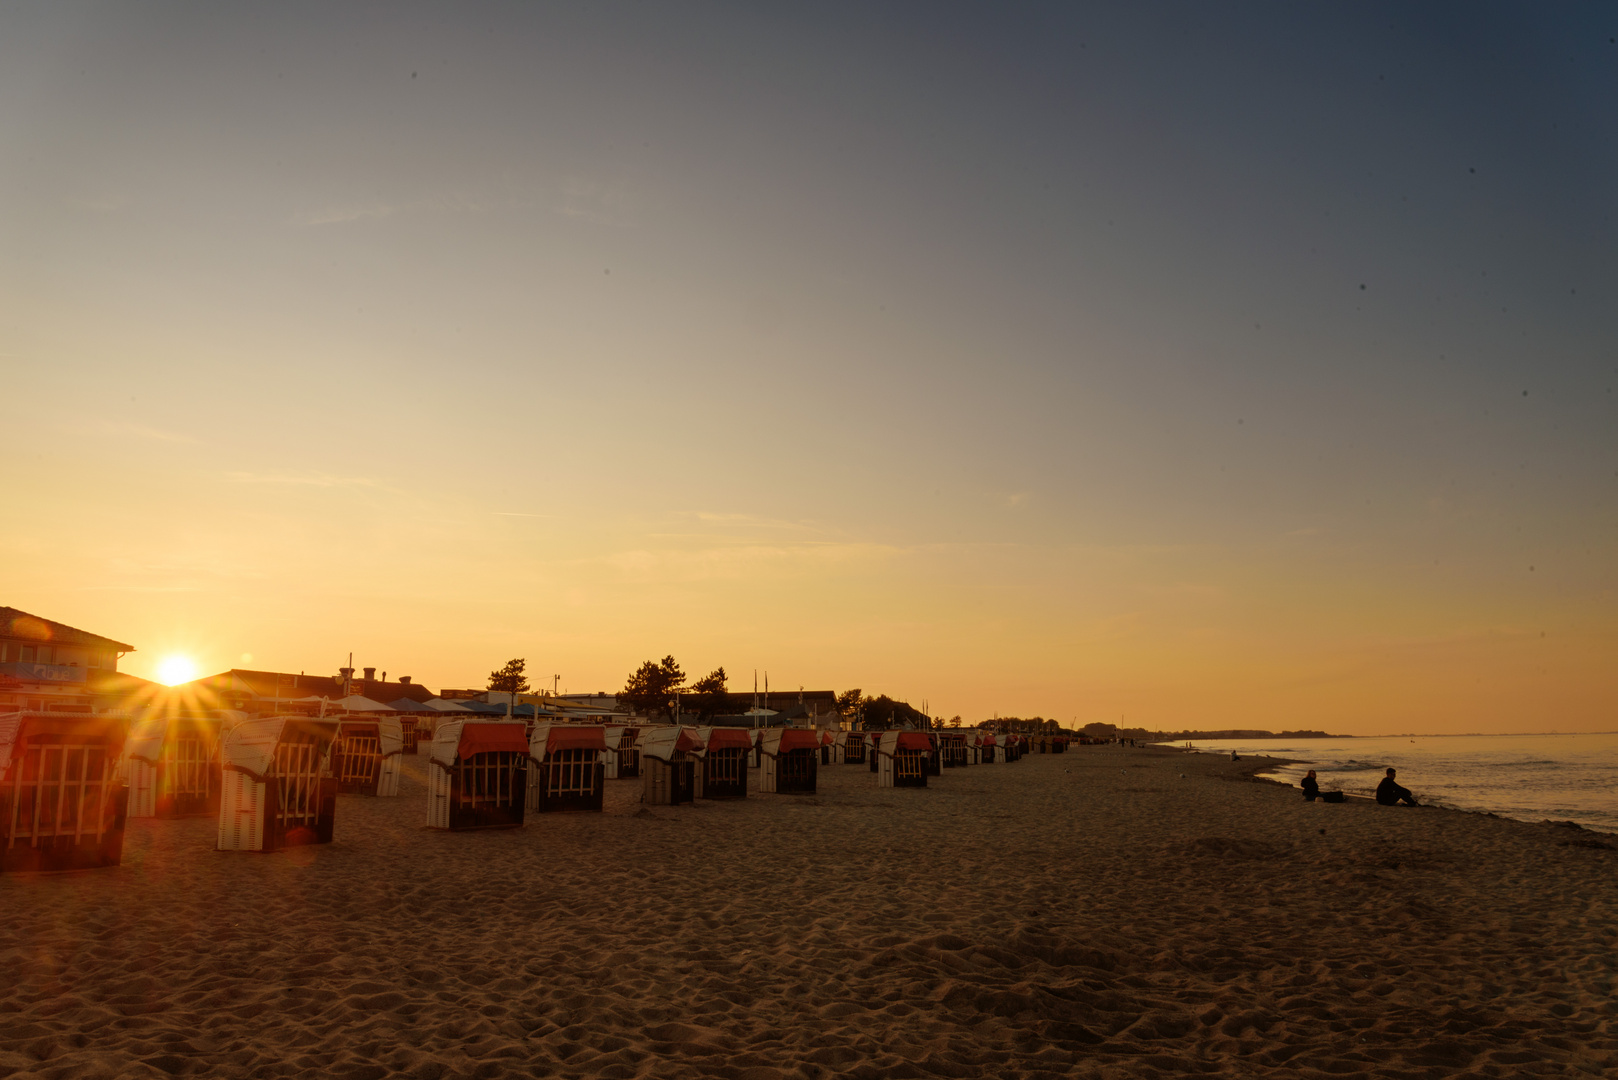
{"left": 487, "top": 654, "right": 1053, "bottom": 731}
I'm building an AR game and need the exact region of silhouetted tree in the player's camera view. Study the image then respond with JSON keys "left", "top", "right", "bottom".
{"left": 620, "top": 655, "right": 686, "bottom": 720}
{"left": 858, "top": 695, "right": 928, "bottom": 730}
{"left": 687, "top": 667, "right": 729, "bottom": 722}
{"left": 488, "top": 658, "right": 530, "bottom": 693}
{"left": 836, "top": 689, "right": 864, "bottom": 727}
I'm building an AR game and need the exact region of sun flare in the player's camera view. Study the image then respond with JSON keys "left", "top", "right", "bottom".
{"left": 156, "top": 655, "right": 198, "bottom": 686}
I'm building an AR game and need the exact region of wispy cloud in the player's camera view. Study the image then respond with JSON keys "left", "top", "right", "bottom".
{"left": 77, "top": 583, "right": 202, "bottom": 593}
{"left": 555, "top": 177, "right": 637, "bottom": 227}
{"left": 493, "top": 512, "right": 552, "bottom": 518}
{"left": 104, "top": 423, "right": 198, "bottom": 444}
{"left": 295, "top": 202, "right": 403, "bottom": 226}
{"left": 226, "top": 472, "right": 380, "bottom": 488}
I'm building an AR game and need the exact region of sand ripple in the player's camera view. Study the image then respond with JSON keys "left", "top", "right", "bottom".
{"left": 2, "top": 747, "right": 1615, "bottom": 1077}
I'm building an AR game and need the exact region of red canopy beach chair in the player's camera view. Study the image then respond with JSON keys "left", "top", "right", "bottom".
{"left": 760, "top": 728, "right": 819, "bottom": 794}
{"left": 1, "top": 712, "right": 129, "bottom": 872}
{"left": 426, "top": 720, "right": 529, "bottom": 830}
{"left": 875, "top": 730, "right": 931, "bottom": 789}
{"left": 526, "top": 722, "right": 607, "bottom": 813}
{"left": 695, "top": 727, "right": 751, "bottom": 799}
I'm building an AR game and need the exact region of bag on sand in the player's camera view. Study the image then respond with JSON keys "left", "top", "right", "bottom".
{"left": 1323, "top": 791, "right": 1346, "bottom": 803}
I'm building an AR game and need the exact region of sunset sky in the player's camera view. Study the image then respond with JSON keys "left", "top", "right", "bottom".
{"left": 2, "top": 3, "right": 1614, "bottom": 734}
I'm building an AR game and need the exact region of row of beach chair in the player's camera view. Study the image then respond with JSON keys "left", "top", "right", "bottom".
{"left": 0, "top": 710, "right": 1030, "bottom": 868}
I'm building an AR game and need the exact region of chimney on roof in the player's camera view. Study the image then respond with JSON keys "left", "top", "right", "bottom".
{"left": 363, "top": 667, "right": 376, "bottom": 681}
{"left": 399, "top": 676, "right": 412, "bottom": 685}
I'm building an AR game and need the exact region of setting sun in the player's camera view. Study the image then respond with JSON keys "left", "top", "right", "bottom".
{"left": 155, "top": 655, "right": 197, "bottom": 686}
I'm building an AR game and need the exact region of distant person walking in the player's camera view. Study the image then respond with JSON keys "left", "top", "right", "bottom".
{"left": 1375, "top": 768, "right": 1419, "bottom": 806}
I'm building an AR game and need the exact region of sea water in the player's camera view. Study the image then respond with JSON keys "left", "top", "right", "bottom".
{"left": 1157, "top": 732, "right": 1618, "bottom": 833}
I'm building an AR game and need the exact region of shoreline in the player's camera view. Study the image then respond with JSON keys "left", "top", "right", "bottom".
{"left": 3, "top": 745, "right": 1614, "bottom": 1078}
{"left": 1162, "top": 737, "right": 1618, "bottom": 836}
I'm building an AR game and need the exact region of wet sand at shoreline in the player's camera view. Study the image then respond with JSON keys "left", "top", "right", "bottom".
{"left": 2, "top": 745, "right": 1614, "bottom": 1079}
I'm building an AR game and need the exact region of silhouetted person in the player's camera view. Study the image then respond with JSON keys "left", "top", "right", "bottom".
{"left": 1375, "top": 767, "right": 1418, "bottom": 806}
{"left": 1301, "top": 770, "right": 1321, "bottom": 801}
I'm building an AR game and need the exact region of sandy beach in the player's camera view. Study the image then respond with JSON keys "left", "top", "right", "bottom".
{"left": 2, "top": 745, "right": 1614, "bottom": 1079}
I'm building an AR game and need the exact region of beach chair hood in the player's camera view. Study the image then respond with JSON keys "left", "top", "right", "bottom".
{"left": 760, "top": 729, "right": 819, "bottom": 755}
{"left": 640, "top": 725, "right": 703, "bottom": 762}
{"left": 700, "top": 728, "right": 753, "bottom": 753}
{"left": 526, "top": 721, "right": 607, "bottom": 762}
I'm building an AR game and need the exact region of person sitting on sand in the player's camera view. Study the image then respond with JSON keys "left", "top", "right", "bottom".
{"left": 1301, "top": 770, "right": 1321, "bottom": 801}
{"left": 1375, "top": 768, "right": 1418, "bottom": 806}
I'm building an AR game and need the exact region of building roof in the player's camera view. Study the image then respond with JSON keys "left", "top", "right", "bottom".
{"left": 676, "top": 689, "right": 839, "bottom": 713}
{"left": 0, "top": 607, "right": 135, "bottom": 652}
{"left": 183, "top": 668, "right": 436, "bottom": 705}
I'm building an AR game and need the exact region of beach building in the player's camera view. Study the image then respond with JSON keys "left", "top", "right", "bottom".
{"left": 525, "top": 721, "right": 607, "bottom": 813}
{"left": 217, "top": 717, "right": 339, "bottom": 852}
{"left": 0, "top": 607, "right": 152, "bottom": 715}
{"left": 874, "top": 731, "right": 931, "bottom": 788}
{"left": 678, "top": 689, "right": 842, "bottom": 728}
{"left": 426, "top": 719, "right": 528, "bottom": 830}
{"left": 125, "top": 711, "right": 223, "bottom": 817}
{"left": 640, "top": 725, "right": 700, "bottom": 805}
{"left": 182, "top": 666, "right": 434, "bottom": 716}
{"left": 759, "top": 728, "right": 819, "bottom": 794}
{"left": 0, "top": 711, "right": 130, "bottom": 872}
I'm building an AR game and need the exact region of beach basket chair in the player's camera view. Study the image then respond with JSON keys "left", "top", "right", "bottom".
{"left": 1, "top": 712, "right": 129, "bottom": 873}
{"left": 126, "top": 714, "right": 223, "bottom": 818}
{"left": 924, "top": 734, "right": 942, "bottom": 776}
{"left": 425, "top": 720, "right": 529, "bottom": 830}
{"left": 759, "top": 728, "right": 820, "bottom": 794}
{"left": 841, "top": 731, "right": 867, "bottom": 765}
{"left": 526, "top": 722, "right": 607, "bottom": 813}
{"left": 398, "top": 716, "right": 420, "bottom": 754}
{"left": 217, "top": 717, "right": 339, "bottom": 852}
{"left": 640, "top": 726, "right": 700, "bottom": 806}
{"left": 938, "top": 732, "right": 969, "bottom": 769}
{"left": 875, "top": 730, "right": 931, "bottom": 789}
{"left": 976, "top": 732, "right": 998, "bottom": 764}
{"left": 603, "top": 725, "right": 643, "bottom": 779}
{"left": 820, "top": 730, "right": 834, "bottom": 765}
{"left": 334, "top": 716, "right": 404, "bottom": 797}
{"left": 695, "top": 727, "right": 750, "bottom": 799}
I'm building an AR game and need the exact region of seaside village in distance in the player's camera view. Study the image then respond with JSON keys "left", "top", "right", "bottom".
{"left": 0, "top": 606, "right": 1072, "bottom": 874}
